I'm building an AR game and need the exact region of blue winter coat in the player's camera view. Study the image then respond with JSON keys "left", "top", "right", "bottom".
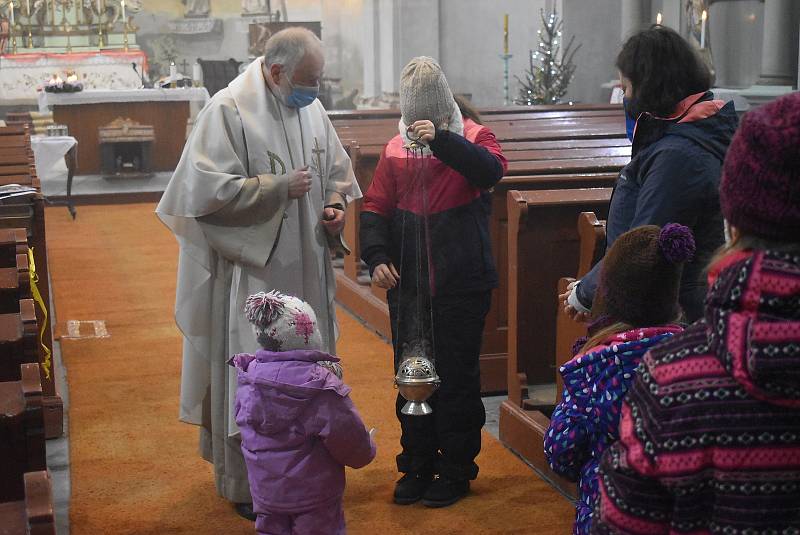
{"left": 544, "top": 326, "right": 682, "bottom": 535}
{"left": 576, "top": 92, "right": 738, "bottom": 322}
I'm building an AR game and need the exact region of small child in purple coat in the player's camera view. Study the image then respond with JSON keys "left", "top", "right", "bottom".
{"left": 228, "top": 291, "right": 376, "bottom": 535}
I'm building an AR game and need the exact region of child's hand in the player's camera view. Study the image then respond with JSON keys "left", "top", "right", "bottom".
{"left": 372, "top": 263, "right": 400, "bottom": 289}
{"left": 408, "top": 120, "right": 436, "bottom": 143}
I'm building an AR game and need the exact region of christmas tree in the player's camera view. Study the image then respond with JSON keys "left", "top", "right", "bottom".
{"left": 515, "top": 8, "right": 581, "bottom": 106}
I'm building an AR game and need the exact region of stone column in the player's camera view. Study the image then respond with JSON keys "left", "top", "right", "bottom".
{"left": 761, "top": 0, "right": 800, "bottom": 85}
{"left": 621, "top": 0, "right": 646, "bottom": 40}
{"left": 362, "top": 0, "right": 441, "bottom": 99}
{"left": 361, "top": 0, "right": 381, "bottom": 98}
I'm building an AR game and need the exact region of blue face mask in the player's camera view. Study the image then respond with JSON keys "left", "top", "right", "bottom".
{"left": 285, "top": 78, "right": 319, "bottom": 108}
{"left": 623, "top": 97, "right": 637, "bottom": 142}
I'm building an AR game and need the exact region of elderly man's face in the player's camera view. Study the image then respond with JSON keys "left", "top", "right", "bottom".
{"left": 289, "top": 46, "right": 324, "bottom": 88}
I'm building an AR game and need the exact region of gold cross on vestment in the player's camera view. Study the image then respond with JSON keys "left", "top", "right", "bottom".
{"left": 311, "top": 137, "right": 326, "bottom": 187}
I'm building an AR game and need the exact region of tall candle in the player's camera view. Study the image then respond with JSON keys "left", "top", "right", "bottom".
{"left": 700, "top": 10, "right": 707, "bottom": 49}
{"left": 9, "top": 1, "right": 14, "bottom": 26}
{"left": 169, "top": 61, "right": 177, "bottom": 81}
{"left": 503, "top": 13, "right": 509, "bottom": 55}
{"left": 192, "top": 62, "right": 202, "bottom": 84}
{"left": 656, "top": 12, "right": 662, "bottom": 25}
{"left": 96, "top": 0, "right": 101, "bottom": 13}
{"left": 26, "top": 0, "right": 30, "bottom": 16}
{"left": 120, "top": 0, "right": 125, "bottom": 21}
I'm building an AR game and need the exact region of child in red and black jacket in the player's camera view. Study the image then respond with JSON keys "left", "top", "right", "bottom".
{"left": 359, "top": 56, "right": 507, "bottom": 508}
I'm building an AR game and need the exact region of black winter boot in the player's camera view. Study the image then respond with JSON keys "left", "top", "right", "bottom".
{"left": 393, "top": 472, "right": 434, "bottom": 505}
{"left": 421, "top": 476, "right": 470, "bottom": 508}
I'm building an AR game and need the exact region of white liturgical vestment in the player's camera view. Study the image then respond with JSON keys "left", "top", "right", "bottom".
{"left": 156, "top": 57, "right": 361, "bottom": 502}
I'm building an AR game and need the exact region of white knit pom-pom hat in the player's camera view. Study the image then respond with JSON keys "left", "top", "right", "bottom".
{"left": 244, "top": 291, "right": 323, "bottom": 352}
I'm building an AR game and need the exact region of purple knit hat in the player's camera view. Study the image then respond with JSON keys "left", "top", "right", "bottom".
{"left": 720, "top": 92, "right": 800, "bottom": 241}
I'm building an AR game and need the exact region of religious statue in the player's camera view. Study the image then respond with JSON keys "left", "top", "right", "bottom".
{"left": 0, "top": 14, "right": 8, "bottom": 55}
{"left": 242, "top": 0, "right": 270, "bottom": 16}
{"left": 182, "top": 0, "right": 210, "bottom": 18}
{"left": 32, "top": 0, "right": 48, "bottom": 27}
{"left": 100, "top": 0, "right": 141, "bottom": 26}
{"left": 80, "top": 0, "right": 97, "bottom": 24}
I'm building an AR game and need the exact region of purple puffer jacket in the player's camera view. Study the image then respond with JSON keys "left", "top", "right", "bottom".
{"left": 229, "top": 349, "right": 376, "bottom": 514}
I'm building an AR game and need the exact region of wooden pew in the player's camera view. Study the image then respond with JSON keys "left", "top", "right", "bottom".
{"left": 498, "top": 188, "right": 612, "bottom": 500}
{"left": 0, "top": 125, "right": 63, "bottom": 438}
{"left": 0, "top": 299, "right": 39, "bottom": 382}
{"left": 0, "top": 471, "right": 56, "bottom": 535}
{"left": 0, "top": 363, "right": 46, "bottom": 503}
{"left": 0, "top": 253, "right": 32, "bottom": 314}
{"left": 554, "top": 213, "right": 606, "bottom": 395}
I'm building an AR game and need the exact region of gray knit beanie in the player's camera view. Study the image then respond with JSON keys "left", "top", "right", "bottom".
{"left": 399, "top": 57, "right": 457, "bottom": 129}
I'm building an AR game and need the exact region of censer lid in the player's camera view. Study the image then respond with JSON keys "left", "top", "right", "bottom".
{"left": 395, "top": 356, "right": 440, "bottom": 385}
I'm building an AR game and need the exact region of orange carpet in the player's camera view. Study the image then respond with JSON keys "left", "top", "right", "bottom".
{"left": 45, "top": 203, "right": 573, "bottom": 535}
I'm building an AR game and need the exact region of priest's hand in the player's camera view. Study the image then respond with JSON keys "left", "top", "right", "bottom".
{"left": 408, "top": 120, "right": 436, "bottom": 143}
{"left": 321, "top": 206, "right": 345, "bottom": 235}
{"left": 288, "top": 166, "right": 313, "bottom": 199}
{"left": 372, "top": 263, "right": 400, "bottom": 289}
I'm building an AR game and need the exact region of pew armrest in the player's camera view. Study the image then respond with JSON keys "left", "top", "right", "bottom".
{"left": 24, "top": 471, "right": 55, "bottom": 535}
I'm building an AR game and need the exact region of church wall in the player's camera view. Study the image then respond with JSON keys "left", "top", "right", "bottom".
{"left": 438, "top": 0, "right": 553, "bottom": 106}
{"left": 562, "top": 0, "right": 623, "bottom": 105}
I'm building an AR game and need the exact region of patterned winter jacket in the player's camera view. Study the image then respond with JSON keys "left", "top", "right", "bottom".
{"left": 545, "top": 326, "right": 682, "bottom": 535}
{"left": 593, "top": 250, "right": 800, "bottom": 534}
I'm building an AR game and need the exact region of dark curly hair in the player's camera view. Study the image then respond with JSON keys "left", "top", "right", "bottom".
{"left": 616, "top": 25, "right": 711, "bottom": 119}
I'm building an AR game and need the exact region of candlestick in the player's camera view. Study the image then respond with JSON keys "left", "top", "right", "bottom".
{"left": 700, "top": 10, "right": 707, "bottom": 49}
{"left": 169, "top": 61, "right": 177, "bottom": 88}
{"left": 503, "top": 13, "right": 509, "bottom": 55}
{"left": 656, "top": 12, "right": 662, "bottom": 25}
{"left": 500, "top": 53, "right": 513, "bottom": 106}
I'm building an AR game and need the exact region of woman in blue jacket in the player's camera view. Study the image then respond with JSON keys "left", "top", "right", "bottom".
{"left": 562, "top": 25, "right": 738, "bottom": 323}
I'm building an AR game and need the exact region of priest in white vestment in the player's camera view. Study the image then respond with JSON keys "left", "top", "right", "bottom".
{"left": 156, "top": 28, "right": 361, "bottom": 511}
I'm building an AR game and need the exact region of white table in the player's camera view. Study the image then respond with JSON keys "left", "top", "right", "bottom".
{"left": 30, "top": 135, "right": 78, "bottom": 218}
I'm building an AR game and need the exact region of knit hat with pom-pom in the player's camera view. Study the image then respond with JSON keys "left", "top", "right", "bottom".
{"left": 244, "top": 291, "right": 323, "bottom": 351}
{"left": 594, "top": 223, "right": 696, "bottom": 326}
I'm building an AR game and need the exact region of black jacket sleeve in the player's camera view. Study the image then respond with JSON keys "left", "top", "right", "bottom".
{"left": 359, "top": 211, "right": 392, "bottom": 276}
{"left": 428, "top": 129, "right": 505, "bottom": 189}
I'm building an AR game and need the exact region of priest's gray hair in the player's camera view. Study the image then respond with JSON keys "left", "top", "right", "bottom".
{"left": 263, "top": 27, "right": 322, "bottom": 77}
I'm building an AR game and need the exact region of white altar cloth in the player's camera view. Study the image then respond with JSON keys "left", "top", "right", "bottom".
{"left": 0, "top": 50, "right": 148, "bottom": 105}
{"left": 37, "top": 88, "right": 211, "bottom": 113}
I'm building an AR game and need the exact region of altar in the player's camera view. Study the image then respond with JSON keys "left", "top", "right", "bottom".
{"left": 0, "top": 50, "right": 147, "bottom": 104}
{"left": 38, "top": 88, "right": 210, "bottom": 175}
